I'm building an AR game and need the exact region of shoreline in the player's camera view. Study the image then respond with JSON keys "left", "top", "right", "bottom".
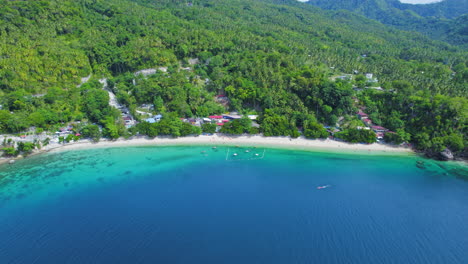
{"left": 57, "top": 135, "right": 414, "bottom": 153}
{"left": 1, "top": 135, "right": 413, "bottom": 166}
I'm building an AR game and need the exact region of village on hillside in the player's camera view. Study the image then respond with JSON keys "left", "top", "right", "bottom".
{"left": 1, "top": 63, "right": 408, "bottom": 160}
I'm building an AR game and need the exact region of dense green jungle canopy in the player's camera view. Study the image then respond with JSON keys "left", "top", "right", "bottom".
{"left": 307, "top": 0, "right": 468, "bottom": 47}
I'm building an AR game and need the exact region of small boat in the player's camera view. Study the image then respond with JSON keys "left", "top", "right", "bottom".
{"left": 245, "top": 150, "right": 250, "bottom": 153}
{"left": 212, "top": 146, "right": 217, "bottom": 149}
{"left": 317, "top": 185, "right": 330, "bottom": 190}
{"left": 255, "top": 153, "right": 259, "bottom": 156}
{"left": 233, "top": 153, "right": 238, "bottom": 156}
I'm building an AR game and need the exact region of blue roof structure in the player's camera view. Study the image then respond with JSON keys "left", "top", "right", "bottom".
{"left": 145, "top": 118, "right": 156, "bottom": 123}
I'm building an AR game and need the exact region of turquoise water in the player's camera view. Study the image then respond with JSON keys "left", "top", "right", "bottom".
{"left": 0, "top": 146, "right": 467, "bottom": 263}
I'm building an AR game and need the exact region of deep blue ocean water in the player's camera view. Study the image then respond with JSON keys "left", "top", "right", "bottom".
{"left": 0, "top": 146, "right": 467, "bottom": 264}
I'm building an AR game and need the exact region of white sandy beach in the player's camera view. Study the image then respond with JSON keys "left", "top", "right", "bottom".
{"left": 52, "top": 135, "right": 412, "bottom": 154}
{"left": 0, "top": 135, "right": 413, "bottom": 166}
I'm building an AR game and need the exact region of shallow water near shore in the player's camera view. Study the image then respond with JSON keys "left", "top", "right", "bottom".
{"left": 0, "top": 146, "right": 467, "bottom": 263}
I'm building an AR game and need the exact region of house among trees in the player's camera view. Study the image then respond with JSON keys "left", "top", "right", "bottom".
{"left": 223, "top": 114, "right": 242, "bottom": 120}
{"left": 247, "top": 115, "right": 258, "bottom": 121}
{"left": 208, "top": 115, "right": 223, "bottom": 121}
{"left": 145, "top": 114, "right": 162, "bottom": 124}
{"left": 376, "top": 132, "right": 385, "bottom": 139}
{"left": 122, "top": 115, "right": 136, "bottom": 128}
{"left": 362, "top": 118, "right": 372, "bottom": 126}
{"left": 371, "top": 126, "right": 389, "bottom": 133}
{"left": 337, "top": 74, "right": 352, "bottom": 81}
{"left": 356, "top": 111, "right": 368, "bottom": 119}
{"left": 365, "top": 73, "right": 378, "bottom": 83}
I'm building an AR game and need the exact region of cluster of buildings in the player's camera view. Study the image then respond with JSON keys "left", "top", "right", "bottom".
{"left": 206, "top": 114, "right": 257, "bottom": 127}
{"left": 55, "top": 125, "right": 76, "bottom": 137}
{"left": 335, "top": 72, "right": 390, "bottom": 92}
{"left": 336, "top": 72, "right": 378, "bottom": 83}
{"left": 141, "top": 112, "right": 259, "bottom": 132}
{"left": 188, "top": 114, "right": 258, "bottom": 130}
{"left": 356, "top": 110, "right": 392, "bottom": 139}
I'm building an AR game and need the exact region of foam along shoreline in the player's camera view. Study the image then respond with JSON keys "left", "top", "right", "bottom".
{"left": 0, "top": 135, "right": 413, "bottom": 166}
{"left": 50, "top": 135, "right": 412, "bottom": 154}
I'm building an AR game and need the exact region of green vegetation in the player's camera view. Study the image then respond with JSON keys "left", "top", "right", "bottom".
{"left": 384, "top": 129, "right": 411, "bottom": 145}
{"left": 1, "top": 147, "right": 17, "bottom": 157}
{"left": 303, "top": 121, "right": 329, "bottom": 140}
{"left": 133, "top": 114, "right": 201, "bottom": 138}
{"left": 260, "top": 110, "right": 300, "bottom": 138}
{"left": 16, "top": 142, "right": 36, "bottom": 156}
{"left": 309, "top": 0, "right": 468, "bottom": 20}
{"left": 220, "top": 116, "right": 252, "bottom": 135}
{"left": 201, "top": 123, "right": 217, "bottom": 134}
{"left": 358, "top": 88, "right": 467, "bottom": 156}
{"left": 1, "top": 139, "right": 38, "bottom": 157}
{"left": 308, "top": 0, "right": 468, "bottom": 47}
{"left": 335, "top": 129, "right": 377, "bottom": 144}
{"left": 79, "top": 125, "right": 101, "bottom": 142}
{"left": 0, "top": 0, "right": 466, "bottom": 159}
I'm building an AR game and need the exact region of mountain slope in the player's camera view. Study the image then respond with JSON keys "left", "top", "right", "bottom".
{"left": 396, "top": 0, "right": 468, "bottom": 19}
{"left": 309, "top": 0, "right": 467, "bottom": 19}
{"left": 0, "top": 0, "right": 463, "bottom": 91}
{"left": 307, "top": 0, "right": 468, "bottom": 47}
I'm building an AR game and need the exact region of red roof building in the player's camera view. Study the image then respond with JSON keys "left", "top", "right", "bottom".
{"left": 362, "top": 118, "right": 372, "bottom": 124}
{"left": 209, "top": 115, "right": 223, "bottom": 119}
{"left": 371, "top": 126, "right": 388, "bottom": 132}
{"left": 357, "top": 111, "right": 368, "bottom": 118}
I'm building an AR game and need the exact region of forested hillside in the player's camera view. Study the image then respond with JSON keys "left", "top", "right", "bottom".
{"left": 0, "top": 0, "right": 466, "bottom": 159}
{"left": 309, "top": 0, "right": 467, "bottom": 19}
{"left": 307, "top": 0, "right": 468, "bottom": 47}
{"left": 397, "top": 0, "right": 468, "bottom": 19}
